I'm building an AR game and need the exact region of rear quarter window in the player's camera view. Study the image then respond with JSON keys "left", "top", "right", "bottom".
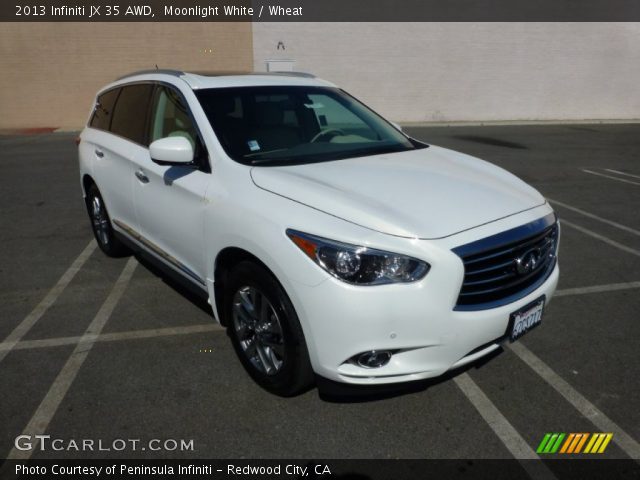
{"left": 89, "top": 88, "right": 120, "bottom": 131}
{"left": 109, "top": 84, "right": 154, "bottom": 145}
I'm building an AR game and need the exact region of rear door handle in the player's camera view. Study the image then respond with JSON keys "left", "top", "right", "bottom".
{"left": 135, "top": 170, "right": 149, "bottom": 184}
{"left": 95, "top": 149, "right": 104, "bottom": 158}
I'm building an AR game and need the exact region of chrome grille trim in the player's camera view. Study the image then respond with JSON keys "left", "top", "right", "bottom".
{"left": 452, "top": 213, "right": 558, "bottom": 311}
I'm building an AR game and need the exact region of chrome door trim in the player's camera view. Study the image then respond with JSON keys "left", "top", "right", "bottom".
{"left": 112, "top": 219, "right": 206, "bottom": 287}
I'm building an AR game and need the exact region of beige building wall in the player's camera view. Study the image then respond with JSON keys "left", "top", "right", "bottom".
{"left": 253, "top": 23, "right": 640, "bottom": 123}
{"left": 0, "top": 23, "right": 253, "bottom": 129}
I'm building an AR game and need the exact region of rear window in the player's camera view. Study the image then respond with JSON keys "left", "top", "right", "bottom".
{"left": 110, "top": 84, "right": 153, "bottom": 145}
{"left": 89, "top": 88, "right": 120, "bottom": 131}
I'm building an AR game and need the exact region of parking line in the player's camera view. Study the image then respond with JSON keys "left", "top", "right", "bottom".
{"left": 6, "top": 257, "right": 137, "bottom": 460}
{"left": 582, "top": 169, "right": 640, "bottom": 187}
{"left": 509, "top": 342, "right": 640, "bottom": 460}
{"left": 454, "top": 373, "right": 557, "bottom": 479}
{"left": 0, "top": 276, "right": 635, "bottom": 353}
{"left": 555, "top": 281, "right": 640, "bottom": 297}
{"left": 561, "top": 220, "right": 640, "bottom": 258}
{"left": 0, "top": 239, "right": 97, "bottom": 364}
{"left": 548, "top": 199, "right": 640, "bottom": 237}
{"left": 1, "top": 323, "right": 223, "bottom": 352}
{"left": 605, "top": 169, "right": 640, "bottom": 180}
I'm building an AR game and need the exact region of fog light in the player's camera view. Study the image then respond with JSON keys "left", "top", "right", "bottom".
{"left": 356, "top": 350, "right": 392, "bottom": 369}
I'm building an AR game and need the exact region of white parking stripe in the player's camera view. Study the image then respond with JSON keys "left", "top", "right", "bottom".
{"left": 454, "top": 373, "right": 558, "bottom": 479}
{"left": 509, "top": 342, "right": 640, "bottom": 459}
{"left": 605, "top": 169, "right": 640, "bottom": 180}
{"left": 6, "top": 257, "right": 137, "bottom": 460}
{"left": 0, "top": 281, "right": 637, "bottom": 353}
{"left": 0, "top": 323, "right": 223, "bottom": 352}
{"left": 555, "top": 281, "right": 640, "bottom": 297}
{"left": 582, "top": 169, "right": 640, "bottom": 186}
{"left": 0, "top": 240, "right": 97, "bottom": 364}
{"left": 548, "top": 199, "right": 640, "bottom": 237}
{"left": 561, "top": 220, "right": 640, "bottom": 258}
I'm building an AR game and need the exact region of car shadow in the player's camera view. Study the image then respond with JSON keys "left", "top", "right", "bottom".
{"left": 132, "top": 251, "right": 213, "bottom": 317}
{"left": 129, "top": 250, "right": 505, "bottom": 403}
{"left": 163, "top": 165, "right": 197, "bottom": 186}
{"left": 452, "top": 135, "right": 527, "bottom": 150}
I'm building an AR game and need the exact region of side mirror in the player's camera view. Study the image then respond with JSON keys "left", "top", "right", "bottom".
{"left": 390, "top": 121, "right": 403, "bottom": 132}
{"left": 149, "top": 136, "right": 194, "bottom": 165}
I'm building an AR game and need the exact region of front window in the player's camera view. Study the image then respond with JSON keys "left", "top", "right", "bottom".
{"left": 195, "top": 86, "right": 425, "bottom": 166}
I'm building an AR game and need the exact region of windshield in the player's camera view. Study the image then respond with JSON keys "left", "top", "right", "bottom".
{"left": 195, "top": 86, "right": 426, "bottom": 166}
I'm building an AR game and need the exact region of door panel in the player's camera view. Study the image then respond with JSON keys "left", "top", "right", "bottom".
{"left": 133, "top": 159, "right": 209, "bottom": 285}
{"left": 132, "top": 84, "right": 209, "bottom": 286}
{"left": 90, "top": 83, "right": 154, "bottom": 235}
{"left": 90, "top": 131, "right": 140, "bottom": 232}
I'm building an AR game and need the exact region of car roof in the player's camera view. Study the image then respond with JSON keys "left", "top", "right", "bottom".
{"left": 110, "top": 69, "right": 336, "bottom": 90}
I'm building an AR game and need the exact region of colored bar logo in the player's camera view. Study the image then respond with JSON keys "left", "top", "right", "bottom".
{"left": 536, "top": 433, "right": 613, "bottom": 454}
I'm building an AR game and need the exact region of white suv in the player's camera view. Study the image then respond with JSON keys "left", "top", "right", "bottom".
{"left": 79, "top": 70, "right": 559, "bottom": 396}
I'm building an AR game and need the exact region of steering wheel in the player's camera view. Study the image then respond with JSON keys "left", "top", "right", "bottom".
{"left": 310, "top": 128, "right": 346, "bottom": 143}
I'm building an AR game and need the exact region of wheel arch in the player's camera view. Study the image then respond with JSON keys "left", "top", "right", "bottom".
{"left": 82, "top": 174, "right": 96, "bottom": 199}
{"left": 213, "top": 247, "right": 276, "bottom": 327}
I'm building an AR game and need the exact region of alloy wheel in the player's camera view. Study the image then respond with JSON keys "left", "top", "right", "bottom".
{"left": 91, "top": 195, "right": 110, "bottom": 246}
{"left": 232, "top": 286, "right": 285, "bottom": 376}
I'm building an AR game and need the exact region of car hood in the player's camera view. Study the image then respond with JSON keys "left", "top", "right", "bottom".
{"left": 250, "top": 145, "right": 546, "bottom": 239}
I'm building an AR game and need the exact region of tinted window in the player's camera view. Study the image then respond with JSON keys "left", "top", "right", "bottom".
{"left": 149, "top": 86, "right": 198, "bottom": 148}
{"left": 110, "top": 84, "right": 153, "bottom": 144}
{"left": 196, "top": 86, "right": 424, "bottom": 166}
{"left": 89, "top": 88, "right": 120, "bottom": 131}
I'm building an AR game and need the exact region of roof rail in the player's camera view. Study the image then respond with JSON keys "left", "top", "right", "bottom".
{"left": 115, "top": 69, "right": 317, "bottom": 81}
{"left": 187, "top": 71, "right": 316, "bottom": 78}
{"left": 260, "top": 71, "right": 316, "bottom": 78}
{"left": 115, "top": 69, "right": 184, "bottom": 81}
{"left": 188, "top": 70, "right": 253, "bottom": 77}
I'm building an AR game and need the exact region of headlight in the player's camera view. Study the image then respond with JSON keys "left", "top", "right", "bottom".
{"left": 286, "top": 229, "right": 430, "bottom": 285}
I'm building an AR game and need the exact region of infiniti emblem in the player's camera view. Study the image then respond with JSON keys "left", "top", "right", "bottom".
{"left": 515, "top": 248, "right": 541, "bottom": 275}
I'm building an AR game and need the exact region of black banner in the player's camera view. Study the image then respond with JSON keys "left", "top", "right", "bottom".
{"left": 3, "top": 0, "right": 640, "bottom": 22}
{"left": 1, "top": 460, "right": 639, "bottom": 480}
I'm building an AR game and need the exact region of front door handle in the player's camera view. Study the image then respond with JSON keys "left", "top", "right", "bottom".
{"left": 135, "top": 170, "right": 149, "bottom": 184}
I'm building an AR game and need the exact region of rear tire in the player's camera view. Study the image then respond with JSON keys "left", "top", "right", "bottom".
{"left": 224, "top": 261, "right": 314, "bottom": 396}
{"left": 85, "top": 184, "right": 129, "bottom": 257}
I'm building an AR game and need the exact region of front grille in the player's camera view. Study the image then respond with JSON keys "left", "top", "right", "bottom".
{"left": 452, "top": 214, "right": 558, "bottom": 311}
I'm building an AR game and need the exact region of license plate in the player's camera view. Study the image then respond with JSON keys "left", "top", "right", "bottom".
{"left": 508, "top": 296, "right": 545, "bottom": 342}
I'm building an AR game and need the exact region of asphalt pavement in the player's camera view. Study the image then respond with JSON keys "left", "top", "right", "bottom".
{"left": 0, "top": 124, "right": 639, "bottom": 466}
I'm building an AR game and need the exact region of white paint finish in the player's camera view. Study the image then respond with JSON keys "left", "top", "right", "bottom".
{"left": 7, "top": 258, "right": 138, "bottom": 460}
{"left": 509, "top": 342, "right": 640, "bottom": 459}
{"left": 0, "top": 240, "right": 97, "bottom": 364}
{"left": 548, "top": 198, "right": 640, "bottom": 237}
{"left": 582, "top": 169, "right": 640, "bottom": 186}
{"left": 149, "top": 137, "right": 194, "bottom": 164}
{"left": 561, "top": 220, "right": 640, "bottom": 257}
{"left": 554, "top": 281, "right": 640, "bottom": 297}
{"left": 253, "top": 23, "right": 640, "bottom": 122}
{"left": 80, "top": 73, "right": 560, "bottom": 386}
{"left": 605, "top": 169, "right": 640, "bottom": 180}
{"left": 3, "top": 280, "right": 636, "bottom": 354}
{"left": 179, "top": 72, "right": 335, "bottom": 90}
{"left": 454, "top": 373, "right": 557, "bottom": 475}
{"left": 1, "top": 324, "right": 223, "bottom": 352}
{"left": 251, "top": 145, "right": 545, "bottom": 239}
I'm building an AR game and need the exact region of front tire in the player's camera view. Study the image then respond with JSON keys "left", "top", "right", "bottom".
{"left": 85, "top": 184, "right": 129, "bottom": 257}
{"left": 224, "top": 261, "right": 314, "bottom": 396}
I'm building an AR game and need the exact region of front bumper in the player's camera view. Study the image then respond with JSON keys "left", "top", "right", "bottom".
{"left": 284, "top": 216, "right": 560, "bottom": 385}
